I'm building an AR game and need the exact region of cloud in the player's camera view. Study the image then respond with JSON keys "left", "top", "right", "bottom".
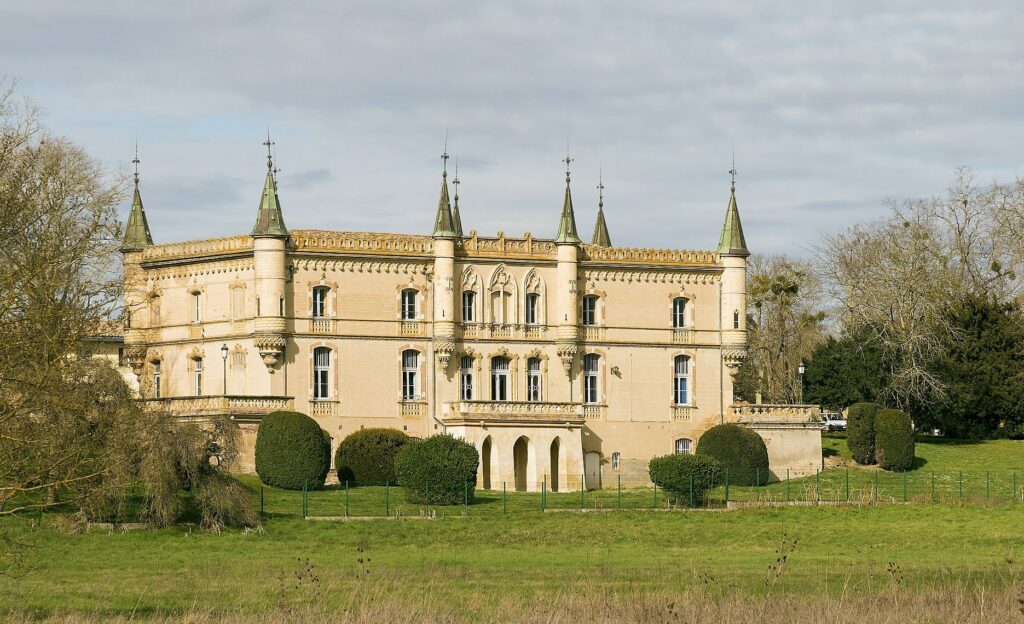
{"left": 2, "top": 1, "right": 1023, "bottom": 255}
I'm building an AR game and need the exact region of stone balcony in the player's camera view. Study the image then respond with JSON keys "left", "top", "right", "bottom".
{"left": 443, "top": 400, "right": 586, "bottom": 425}
{"left": 731, "top": 404, "right": 821, "bottom": 425}
{"left": 139, "top": 395, "right": 294, "bottom": 421}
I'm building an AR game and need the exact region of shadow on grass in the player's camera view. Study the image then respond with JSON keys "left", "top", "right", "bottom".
{"left": 910, "top": 456, "right": 929, "bottom": 470}
{"left": 822, "top": 447, "right": 839, "bottom": 458}
{"left": 917, "top": 436, "right": 985, "bottom": 446}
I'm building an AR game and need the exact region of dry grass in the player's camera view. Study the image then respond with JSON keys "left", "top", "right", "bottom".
{"left": 3, "top": 582, "right": 1023, "bottom": 623}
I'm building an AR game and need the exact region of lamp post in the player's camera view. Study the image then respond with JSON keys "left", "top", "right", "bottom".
{"left": 797, "top": 362, "right": 805, "bottom": 404}
{"left": 221, "top": 343, "right": 229, "bottom": 395}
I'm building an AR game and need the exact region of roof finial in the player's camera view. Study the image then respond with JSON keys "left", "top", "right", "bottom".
{"left": 453, "top": 157, "right": 460, "bottom": 198}
{"left": 729, "top": 150, "right": 737, "bottom": 193}
{"left": 442, "top": 132, "right": 449, "bottom": 178}
{"left": 132, "top": 140, "right": 140, "bottom": 188}
{"left": 263, "top": 129, "right": 274, "bottom": 172}
{"left": 597, "top": 164, "right": 604, "bottom": 210}
{"left": 563, "top": 142, "right": 573, "bottom": 186}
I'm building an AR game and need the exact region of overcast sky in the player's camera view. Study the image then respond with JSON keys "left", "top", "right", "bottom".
{"left": 3, "top": 1, "right": 1022, "bottom": 256}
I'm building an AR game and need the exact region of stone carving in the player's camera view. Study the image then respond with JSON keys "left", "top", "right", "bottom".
{"left": 254, "top": 334, "right": 287, "bottom": 371}
{"left": 123, "top": 345, "right": 148, "bottom": 379}
{"left": 556, "top": 342, "right": 578, "bottom": 374}
{"left": 434, "top": 337, "right": 456, "bottom": 369}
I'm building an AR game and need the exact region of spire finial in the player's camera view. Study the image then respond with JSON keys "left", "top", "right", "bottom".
{"left": 263, "top": 130, "right": 274, "bottom": 172}
{"left": 441, "top": 132, "right": 449, "bottom": 178}
{"left": 453, "top": 157, "right": 460, "bottom": 197}
{"left": 729, "top": 151, "right": 737, "bottom": 193}
{"left": 132, "top": 140, "right": 140, "bottom": 188}
{"left": 597, "top": 164, "right": 604, "bottom": 210}
{"left": 563, "top": 144, "right": 573, "bottom": 186}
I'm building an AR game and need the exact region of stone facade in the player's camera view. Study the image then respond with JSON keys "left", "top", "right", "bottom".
{"left": 119, "top": 155, "right": 821, "bottom": 491}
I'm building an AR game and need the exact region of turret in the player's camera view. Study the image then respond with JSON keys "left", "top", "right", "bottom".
{"left": 718, "top": 165, "right": 749, "bottom": 367}
{"left": 251, "top": 135, "right": 289, "bottom": 372}
{"left": 591, "top": 174, "right": 611, "bottom": 248}
{"left": 555, "top": 154, "right": 581, "bottom": 376}
{"left": 432, "top": 148, "right": 457, "bottom": 370}
{"left": 121, "top": 147, "right": 153, "bottom": 384}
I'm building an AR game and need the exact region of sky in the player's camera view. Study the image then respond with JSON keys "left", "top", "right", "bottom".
{"left": 2, "top": 1, "right": 1022, "bottom": 256}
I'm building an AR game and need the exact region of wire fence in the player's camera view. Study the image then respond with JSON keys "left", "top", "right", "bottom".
{"left": 261, "top": 468, "right": 1023, "bottom": 520}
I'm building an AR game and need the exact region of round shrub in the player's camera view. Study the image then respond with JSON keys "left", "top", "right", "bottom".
{"left": 695, "top": 424, "right": 770, "bottom": 486}
{"left": 334, "top": 428, "right": 410, "bottom": 486}
{"left": 394, "top": 434, "right": 478, "bottom": 505}
{"left": 847, "top": 402, "right": 881, "bottom": 465}
{"left": 648, "top": 454, "right": 722, "bottom": 506}
{"left": 254, "top": 411, "right": 331, "bottom": 490}
{"left": 875, "top": 408, "right": 915, "bottom": 471}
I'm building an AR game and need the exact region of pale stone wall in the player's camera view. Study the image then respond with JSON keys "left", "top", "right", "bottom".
{"left": 121, "top": 229, "right": 820, "bottom": 490}
{"left": 731, "top": 404, "right": 823, "bottom": 478}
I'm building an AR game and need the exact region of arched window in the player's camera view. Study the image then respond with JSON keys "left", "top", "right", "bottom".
{"left": 491, "top": 356, "right": 510, "bottom": 401}
{"left": 460, "top": 355, "right": 474, "bottom": 400}
{"left": 672, "top": 297, "right": 688, "bottom": 328}
{"left": 525, "top": 293, "right": 540, "bottom": 325}
{"left": 583, "top": 353, "right": 600, "bottom": 404}
{"left": 527, "top": 357, "right": 542, "bottom": 401}
{"left": 152, "top": 360, "right": 162, "bottom": 399}
{"left": 313, "top": 347, "right": 331, "bottom": 400}
{"left": 673, "top": 355, "right": 690, "bottom": 405}
{"left": 401, "top": 350, "right": 419, "bottom": 400}
{"left": 462, "top": 291, "right": 476, "bottom": 323}
{"left": 611, "top": 452, "right": 621, "bottom": 470}
{"left": 674, "top": 438, "right": 692, "bottom": 455}
{"left": 192, "top": 358, "right": 203, "bottom": 396}
{"left": 582, "top": 295, "right": 598, "bottom": 326}
{"left": 400, "top": 289, "right": 418, "bottom": 320}
{"left": 312, "top": 286, "right": 329, "bottom": 318}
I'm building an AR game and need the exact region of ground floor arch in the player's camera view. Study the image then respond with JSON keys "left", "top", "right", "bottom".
{"left": 513, "top": 436, "right": 530, "bottom": 492}
{"left": 481, "top": 435, "right": 492, "bottom": 490}
{"left": 549, "top": 437, "right": 561, "bottom": 492}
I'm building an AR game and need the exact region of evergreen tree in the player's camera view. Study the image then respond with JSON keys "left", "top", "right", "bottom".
{"left": 803, "top": 331, "right": 889, "bottom": 411}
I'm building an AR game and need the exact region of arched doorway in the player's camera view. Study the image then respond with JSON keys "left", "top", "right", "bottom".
{"left": 481, "top": 436, "right": 492, "bottom": 490}
{"left": 549, "top": 437, "right": 560, "bottom": 492}
{"left": 513, "top": 436, "right": 530, "bottom": 492}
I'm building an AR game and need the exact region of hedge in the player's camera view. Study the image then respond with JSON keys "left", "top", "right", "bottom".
{"left": 695, "top": 424, "right": 770, "bottom": 486}
{"left": 847, "top": 402, "right": 881, "bottom": 465}
{"left": 875, "top": 408, "right": 915, "bottom": 471}
{"left": 394, "top": 434, "right": 479, "bottom": 505}
{"left": 254, "top": 411, "right": 331, "bottom": 490}
{"left": 334, "top": 428, "right": 410, "bottom": 485}
{"left": 648, "top": 453, "right": 722, "bottom": 506}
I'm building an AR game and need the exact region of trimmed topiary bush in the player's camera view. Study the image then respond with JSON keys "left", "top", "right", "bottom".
{"left": 254, "top": 411, "right": 331, "bottom": 490}
{"left": 395, "top": 434, "right": 479, "bottom": 505}
{"left": 875, "top": 408, "right": 915, "bottom": 471}
{"left": 334, "top": 428, "right": 410, "bottom": 486}
{"left": 847, "top": 402, "right": 881, "bottom": 465}
{"left": 648, "top": 453, "right": 722, "bottom": 506}
{"left": 695, "top": 424, "right": 770, "bottom": 486}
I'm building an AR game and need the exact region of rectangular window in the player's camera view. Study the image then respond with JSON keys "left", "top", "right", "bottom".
{"left": 582, "top": 296, "right": 597, "bottom": 326}
{"left": 527, "top": 358, "right": 542, "bottom": 402}
{"left": 279, "top": 297, "right": 285, "bottom": 317}
{"left": 733, "top": 310, "right": 740, "bottom": 329}
{"left": 230, "top": 289, "right": 243, "bottom": 320}
{"left": 402, "top": 350, "right": 418, "bottom": 400}
{"left": 192, "top": 293, "right": 201, "bottom": 324}
{"left": 460, "top": 355, "right": 473, "bottom": 400}
{"left": 675, "top": 439, "right": 691, "bottom": 455}
{"left": 313, "top": 347, "right": 330, "bottom": 400}
{"left": 401, "top": 290, "right": 417, "bottom": 321}
{"left": 312, "top": 287, "right": 327, "bottom": 318}
{"left": 491, "top": 357, "right": 509, "bottom": 401}
{"left": 674, "top": 356, "right": 690, "bottom": 405}
{"left": 611, "top": 452, "right": 621, "bottom": 469}
{"left": 193, "top": 359, "right": 203, "bottom": 397}
{"left": 525, "top": 293, "right": 539, "bottom": 325}
{"left": 583, "top": 354, "right": 599, "bottom": 404}
{"left": 153, "top": 361, "right": 161, "bottom": 399}
{"left": 672, "top": 298, "right": 687, "bottom": 328}
{"left": 462, "top": 291, "right": 475, "bottom": 323}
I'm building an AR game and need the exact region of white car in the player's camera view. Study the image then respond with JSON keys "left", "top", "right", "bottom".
{"left": 821, "top": 412, "right": 846, "bottom": 432}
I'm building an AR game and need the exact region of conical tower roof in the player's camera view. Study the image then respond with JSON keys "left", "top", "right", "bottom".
{"left": 452, "top": 163, "right": 464, "bottom": 237}
{"left": 555, "top": 162, "right": 581, "bottom": 244}
{"left": 121, "top": 184, "right": 154, "bottom": 252}
{"left": 431, "top": 165, "right": 458, "bottom": 239}
{"left": 717, "top": 179, "right": 749, "bottom": 257}
{"left": 251, "top": 169, "right": 289, "bottom": 238}
{"left": 591, "top": 175, "right": 611, "bottom": 247}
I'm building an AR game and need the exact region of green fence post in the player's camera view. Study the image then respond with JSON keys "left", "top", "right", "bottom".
{"left": 959, "top": 471, "right": 963, "bottom": 502}
{"left": 260, "top": 484, "right": 264, "bottom": 517}
{"left": 815, "top": 469, "right": 820, "bottom": 504}
{"left": 985, "top": 471, "right": 990, "bottom": 502}
{"left": 302, "top": 480, "right": 308, "bottom": 518}
{"left": 617, "top": 475, "right": 621, "bottom": 510}
{"left": 580, "top": 473, "right": 585, "bottom": 511}
{"left": 502, "top": 482, "right": 507, "bottom": 514}
{"left": 786, "top": 468, "right": 791, "bottom": 502}
{"left": 1014, "top": 471, "right": 1018, "bottom": 503}
{"left": 464, "top": 480, "right": 469, "bottom": 510}
{"left": 689, "top": 474, "right": 694, "bottom": 508}
{"left": 873, "top": 471, "right": 878, "bottom": 504}
{"left": 902, "top": 472, "right": 907, "bottom": 503}
{"left": 385, "top": 482, "right": 390, "bottom": 517}
{"left": 930, "top": 472, "right": 935, "bottom": 503}
{"left": 542, "top": 477, "right": 546, "bottom": 512}
{"left": 426, "top": 481, "right": 430, "bottom": 505}
{"left": 345, "top": 480, "right": 350, "bottom": 517}
{"left": 845, "top": 468, "right": 849, "bottom": 504}
{"left": 725, "top": 470, "right": 730, "bottom": 505}
{"left": 653, "top": 482, "right": 658, "bottom": 508}
{"left": 756, "top": 468, "right": 760, "bottom": 488}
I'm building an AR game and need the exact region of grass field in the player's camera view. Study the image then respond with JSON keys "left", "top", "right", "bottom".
{"left": 2, "top": 435, "right": 1022, "bottom": 622}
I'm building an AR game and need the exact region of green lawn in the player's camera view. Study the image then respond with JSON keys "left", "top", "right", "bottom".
{"left": 2, "top": 436, "right": 1022, "bottom": 621}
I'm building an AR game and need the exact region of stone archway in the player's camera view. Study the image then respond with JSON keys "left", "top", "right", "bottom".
{"left": 481, "top": 436, "right": 492, "bottom": 490}
{"left": 513, "top": 436, "right": 530, "bottom": 492}
{"left": 549, "top": 437, "right": 561, "bottom": 492}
